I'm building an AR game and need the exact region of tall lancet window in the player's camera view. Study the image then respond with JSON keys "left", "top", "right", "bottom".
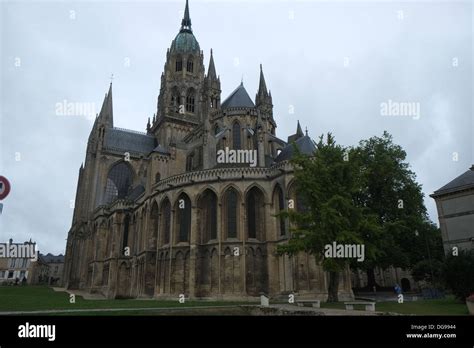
{"left": 232, "top": 122, "right": 241, "bottom": 150}
{"left": 225, "top": 188, "right": 238, "bottom": 239}
{"left": 186, "top": 89, "right": 195, "bottom": 113}
{"left": 176, "top": 193, "right": 191, "bottom": 242}
{"left": 186, "top": 58, "right": 194, "bottom": 73}
{"left": 176, "top": 59, "right": 183, "bottom": 72}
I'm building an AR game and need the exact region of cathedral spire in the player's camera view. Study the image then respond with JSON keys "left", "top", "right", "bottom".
{"left": 207, "top": 49, "right": 217, "bottom": 80}
{"left": 296, "top": 120, "right": 304, "bottom": 137}
{"left": 258, "top": 64, "right": 268, "bottom": 96}
{"left": 98, "top": 83, "right": 114, "bottom": 128}
{"left": 180, "top": 0, "right": 192, "bottom": 33}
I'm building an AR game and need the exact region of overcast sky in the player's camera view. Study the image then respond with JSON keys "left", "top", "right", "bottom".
{"left": 0, "top": 0, "right": 472, "bottom": 255}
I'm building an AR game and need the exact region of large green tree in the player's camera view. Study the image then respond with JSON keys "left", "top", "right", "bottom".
{"left": 351, "top": 131, "right": 443, "bottom": 288}
{"left": 278, "top": 134, "right": 379, "bottom": 302}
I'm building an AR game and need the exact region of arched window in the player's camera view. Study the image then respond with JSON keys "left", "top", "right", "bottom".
{"left": 186, "top": 154, "right": 194, "bottom": 171}
{"left": 176, "top": 59, "right": 183, "bottom": 72}
{"left": 104, "top": 162, "right": 133, "bottom": 204}
{"left": 186, "top": 58, "right": 194, "bottom": 73}
{"left": 186, "top": 90, "right": 195, "bottom": 113}
{"left": 176, "top": 194, "right": 191, "bottom": 242}
{"left": 162, "top": 199, "right": 171, "bottom": 245}
{"left": 233, "top": 122, "right": 241, "bottom": 150}
{"left": 155, "top": 172, "right": 161, "bottom": 183}
{"left": 246, "top": 187, "right": 264, "bottom": 240}
{"left": 225, "top": 188, "right": 238, "bottom": 238}
{"left": 199, "top": 190, "right": 217, "bottom": 242}
{"left": 122, "top": 215, "right": 130, "bottom": 255}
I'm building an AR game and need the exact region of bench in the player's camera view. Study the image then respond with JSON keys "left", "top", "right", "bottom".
{"left": 344, "top": 301, "right": 375, "bottom": 312}
{"left": 296, "top": 300, "right": 320, "bottom": 308}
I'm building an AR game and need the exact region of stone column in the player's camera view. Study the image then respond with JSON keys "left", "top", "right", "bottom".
{"left": 188, "top": 204, "right": 199, "bottom": 297}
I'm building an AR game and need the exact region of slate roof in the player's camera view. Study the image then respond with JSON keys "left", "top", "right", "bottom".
{"left": 127, "top": 185, "right": 145, "bottom": 201}
{"left": 170, "top": 32, "right": 200, "bottom": 53}
{"left": 222, "top": 83, "right": 255, "bottom": 109}
{"left": 41, "top": 253, "right": 65, "bottom": 263}
{"left": 431, "top": 165, "right": 474, "bottom": 197}
{"left": 275, "top": 135, "right": 316, "bottom": 162}
{"left": 104, "top": 128, "right": 156, "bottom": 155}
{"left": 152, "top": 144, "right": 170, "bottom": 155}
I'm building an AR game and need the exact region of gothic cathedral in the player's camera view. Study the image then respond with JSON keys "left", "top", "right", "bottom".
{"left": 64, "top": 0, "right": 354, "bottom": 300}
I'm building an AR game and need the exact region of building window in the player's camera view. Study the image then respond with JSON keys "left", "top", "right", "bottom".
{"left": 155, "top": 172, "right": 161, "bottom": 183}
{"left": 8, "top": 271, "right": 13, "bottom": 279}
{"left": 186, "top": 91, "right": 195, "bottom": 113}
{"left": 226, "top": 188, "right": 238, "bottom": 238}
{"left": 0, "top": 271, "right": 4, "bottom": 279}
{"left": 177, "top": 194, "right": 191, "bottom": 242}
{"left": 186, "top": 59, "right": 193, "bottom": 73}
{"left": 246, "top": 187, "right": 264, "bottom": 240}
{"left": 176, "top": 59, "right": 182, "bottom": 72}
{"left": 233, "top": 122, "right": 241, "bottom": 150}
{"left": 104, "top": 162, "right": 133, "bottom": 204}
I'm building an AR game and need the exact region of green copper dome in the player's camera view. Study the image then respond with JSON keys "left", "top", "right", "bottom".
{"left": 170, "top": 31, "right": 200, "bottom": 53}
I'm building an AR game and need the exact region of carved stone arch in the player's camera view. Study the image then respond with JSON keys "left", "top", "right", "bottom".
{"left": 244, "top": 182, "right": 269, "bottom": 203}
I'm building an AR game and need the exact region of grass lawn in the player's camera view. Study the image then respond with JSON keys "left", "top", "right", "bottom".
{"left": 321, "top": 296, "right": 469, "bottom": 315}
{"left": 0, "top": 286, "right": 469, "bottom": 315}
{"left": 0, "top": 286, "right": 253, "bottom": 313}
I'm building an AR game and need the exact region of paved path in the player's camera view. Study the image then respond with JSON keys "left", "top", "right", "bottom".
{"left": 0, "top": 305, "right": 241, "bottom": 315}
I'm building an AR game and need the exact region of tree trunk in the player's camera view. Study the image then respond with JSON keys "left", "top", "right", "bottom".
{"left": 367, "top": 268, "right": 377, "bottom": 290}
{"left": 327, "top": 271, "right": 340, "bottom": 302}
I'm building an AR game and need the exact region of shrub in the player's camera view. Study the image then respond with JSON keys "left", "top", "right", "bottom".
{"left": 443, "top": 249, "right": 474, "bottom": 301}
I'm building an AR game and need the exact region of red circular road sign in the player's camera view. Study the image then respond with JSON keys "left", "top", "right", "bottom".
{"left": 0, "top": 176, "right": 11, "bottom": 200}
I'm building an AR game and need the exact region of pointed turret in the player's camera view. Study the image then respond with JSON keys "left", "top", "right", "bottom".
{"left": 257, "top": 64, "right": 268, "bottom": 96}
{"left": 180, "top": 0, "right": 192, "bottom": 33}
{"left": 288, "top": 120, "right": 305, "bottom": 143}
{"left": 204, "top": 48, "right": 221, "bottom": 114}
{"left": 207, "top": 49, "right": 217, "bottom": 80}
{"left": 297, "top": 120, "right": 304, "bottom": 137}
{"left": 255, "top": 64, "right": 273, "bottom": 120}
{"left": 98, "top": 83, "right": 114, "bottom": 128}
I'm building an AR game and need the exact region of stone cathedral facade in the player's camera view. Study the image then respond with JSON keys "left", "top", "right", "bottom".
{"left": 64, "top": 0, "right": 354, "bottom": 300}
